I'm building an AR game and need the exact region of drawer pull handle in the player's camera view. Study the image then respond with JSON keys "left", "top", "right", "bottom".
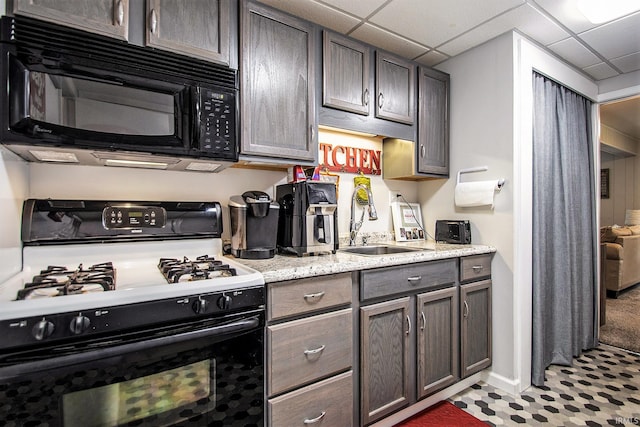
{"left": 303, "top": 291, "right": 325, "bottom": 302}
{"left": 304, "top": 345, "right": 326, "bottom": 356}
{"left": 406, "top": 315, "right": 411, "bottom": 335}
{"left": 304, "top": 411, "right": 326, "bottom": 424}
{"left": 472, "top": 265, "right": 484, "bottom": 272}
{"left": 463, "top": 301, "right": 469, "bottom": 318}
{"left": 407, "top": 276, "right": 422, "bottom": 284}
{"left": 420, "top": 311, "right": 426, "bottom": 330}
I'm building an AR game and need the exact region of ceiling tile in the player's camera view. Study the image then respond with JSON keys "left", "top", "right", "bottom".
{"left": 611, "top": 52, "right": 640, "bottom": 73}
{"left": 320, "top": 0, "right": 389, "bottom": 18}
{"left": 256, "top": 0, "right": 361, "bottom": 33}
{"left": 438, "top": 3, "right": 568, "bottom": 57}
{"left": 415, "top": 50, "right": 450, "bottom": 67}
{"left": 582, "top": 62, "right": 619, "bottom": 80}
{"left": 547, "top": 37, "right": 601, "bottom": 68}
{"left": 350, "top": 23, "right": 430, "bottom": 59}
{"left": 369, "top": 0, "right": 524, "bottom": 48}
{"left": 578, "top": 12, "right": 640, "bottom": 60}
{"left": 532, "top": 0, "right": 599, "bottom": 34}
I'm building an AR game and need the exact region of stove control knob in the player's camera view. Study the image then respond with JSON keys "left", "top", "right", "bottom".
{"left": 32, "top": 319, "right": 55, "bottom": 341}
{"left": 70, "top": 315, "right": 90, "bottom": 335}
{"left": 193, "top": 297, "right": 208, "bottom": 314}
{"left": 217, "top": 295, "right": 232, "bottom": 310}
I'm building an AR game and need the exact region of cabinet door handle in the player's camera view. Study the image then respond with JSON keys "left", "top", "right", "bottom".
{"left": 303, "top": 291, "right": 325, "bottom": 302}
{"left": 378, "top": 92, "right": 384, "bottom": 109}
{"left": 150, "top": 9, "right": 158, "bottom": 34}
{"left": 472, "top": 265, "right": 484, "bottom": 272}
{"left": 463, "top": 301, "right": 469, "bottom": 318}
{"left": 304, "top": 345, "right": 326, "bottom": 356}
{"left": 310, "top": 124, "right": 315, "bottom": 141}
{"left": 363, "top": 88, "right": 369, "bottom": 106}
{"left": 420, "top": 311, "right": 426, "bottom": 330}
{"left": 406, "top": 315, "right": 411, "bottom": 335}
{"left": 407, "top": 276, "right": 422, "bottom": 284}
{"left": 115, "top": 0, "right": 125, "bottom": 26}
{"left": 304, "top": 411, "right": 326, "bottom": 424}
{"left": 420, "top": 144, "right": 426, "bottom": 158}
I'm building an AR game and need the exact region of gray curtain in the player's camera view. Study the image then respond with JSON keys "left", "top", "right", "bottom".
{"left": 531, "top": 72, "right": 598, "bottom": 386}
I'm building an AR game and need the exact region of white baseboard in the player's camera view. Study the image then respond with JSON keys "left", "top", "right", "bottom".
{"left": 483, "top": 370, "right": 522, "bottom": 395}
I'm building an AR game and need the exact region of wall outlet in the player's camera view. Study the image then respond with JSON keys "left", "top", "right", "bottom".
{"left": 389, "top": 190, "right": 400, "bottom": 205}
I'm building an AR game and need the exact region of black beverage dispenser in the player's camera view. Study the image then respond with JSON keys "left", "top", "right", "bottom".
{"left": 229, "top": 191, "right": 279, "bottom": 259}
{"left": 276, "top": 182, "right": 338, "bottom": 256}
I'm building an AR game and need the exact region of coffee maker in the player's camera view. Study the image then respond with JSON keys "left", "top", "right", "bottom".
{"left": 229, "top": 191, "right": 279, "bottom": 259}
{"left": 276, "top": 181, "right": 338, "bottom": 256}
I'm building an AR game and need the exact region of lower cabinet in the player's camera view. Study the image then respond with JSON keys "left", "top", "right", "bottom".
{"left": 417, "top": 286, "right": 459, "bottom": 398}
{"left": 266, "top": 273, "right": 354, "bottom": 426}
{"left": 360, "top": 298, "right": 411, "bottom": 425}
{"left": 359, "top": 259, "right": 458, "bottom": 426}
{"left": 460, "top": 279, "right": 492, "bottom": 377}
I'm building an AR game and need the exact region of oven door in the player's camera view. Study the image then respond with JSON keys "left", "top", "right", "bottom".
{"left": 0, "top": 310, "right": 264, "bottom": 427}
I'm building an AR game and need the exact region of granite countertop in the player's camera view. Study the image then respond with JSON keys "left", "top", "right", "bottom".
{"left": 228, "top": 240, "right": 496, "bottom": 283}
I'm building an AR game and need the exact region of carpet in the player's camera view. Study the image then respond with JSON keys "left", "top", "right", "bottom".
{"left": 599, "top": 284, "right": 640, "bottom": 354}
{"left": 394, "top": 401, "right": 488, "bottom": 427}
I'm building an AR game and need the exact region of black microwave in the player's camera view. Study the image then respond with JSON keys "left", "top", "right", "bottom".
{"left": 0, "top": 16, "right": 238, "bottom": 172}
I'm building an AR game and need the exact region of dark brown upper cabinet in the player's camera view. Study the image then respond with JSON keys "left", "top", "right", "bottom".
{"left": 375, "top": 51, "right": 415, "bottom": 125}
{"left": 323, "top": 31, "right": 371, "bottom": 116}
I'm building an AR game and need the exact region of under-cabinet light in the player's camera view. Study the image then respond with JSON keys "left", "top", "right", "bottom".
{"left": 104, "top": 159, "right": 169, "bottom": 169}
{"left": 29, "top": 150, "right": 79, "bottom": 163}
{"left": 576, "top": 0, "right": 640, "bottom": 23}
{"left": 185, "top": 162, "right": 223, "bottom": 172}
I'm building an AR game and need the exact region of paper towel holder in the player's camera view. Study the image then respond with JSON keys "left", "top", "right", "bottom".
{"left": 457, "top": 166, "right": 505, "bottom": 190}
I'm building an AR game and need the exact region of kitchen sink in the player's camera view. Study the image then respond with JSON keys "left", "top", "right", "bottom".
{"left": 340, "top": 245, "right": 426, "bottom": 256}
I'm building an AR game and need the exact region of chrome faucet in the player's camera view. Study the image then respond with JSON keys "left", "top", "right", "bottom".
{"left": 349, "top": 184, "right": 378, "bottom": 246}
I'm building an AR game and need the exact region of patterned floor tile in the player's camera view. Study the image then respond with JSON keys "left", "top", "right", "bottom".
{"left": 450, "top": 345, "right": 640, "bottom": 426}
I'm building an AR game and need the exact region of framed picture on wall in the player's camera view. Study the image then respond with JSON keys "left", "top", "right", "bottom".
{"left": 391, "top": 201, "right": 425, "bottom": 241}
{"left": 601, "top": 169, "right": 609, "bottom": 199}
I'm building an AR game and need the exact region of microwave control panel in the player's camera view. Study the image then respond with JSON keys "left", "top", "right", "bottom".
{"left": 102, "top": 206, "right": 167, "bottom": 230}
{"left": 197, "top": 88, "right": 236, "bottom": 157}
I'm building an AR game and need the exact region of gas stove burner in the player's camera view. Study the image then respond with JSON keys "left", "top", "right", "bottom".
{"left": 158, "top": 255, "right": 237, "bottom": 283}
{"left": 16, "top": 262, "right": 116, "bottom": 300}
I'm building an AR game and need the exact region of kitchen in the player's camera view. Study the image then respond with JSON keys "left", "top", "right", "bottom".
{"left": 0, "top": 0, "right": 638, "bottom": 426}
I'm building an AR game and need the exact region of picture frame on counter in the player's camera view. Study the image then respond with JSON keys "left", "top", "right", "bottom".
{"left": 391, "top": 201, "right": 425, "bottom": 241}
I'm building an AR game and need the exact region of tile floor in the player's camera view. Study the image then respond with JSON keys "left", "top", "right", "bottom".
{"left": 450, "top": 344, "right": 640, "bottom": 426}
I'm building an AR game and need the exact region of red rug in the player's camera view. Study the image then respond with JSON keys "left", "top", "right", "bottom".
{"left": 394, "top": 401, "right": 488, "bottom": 427}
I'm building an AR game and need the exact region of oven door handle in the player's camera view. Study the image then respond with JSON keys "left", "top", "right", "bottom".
{"left": 0, "top": 315, "right": 262, "bottom": 379}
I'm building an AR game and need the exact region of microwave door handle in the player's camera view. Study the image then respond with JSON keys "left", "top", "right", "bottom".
{"left": 193, "top": 88, "right": 201, "bottom": 146}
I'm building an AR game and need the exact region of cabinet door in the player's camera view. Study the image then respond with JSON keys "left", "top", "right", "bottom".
{"left": 361, "top": 298, "right": 410, "bottom": 425}
{"left": 240, "top": 1, "right": 317, "bottom": 162}
{"left": 375, "top": 52, "right": 415, "bottom": 124}
{"left": 416, "top": 287, "right": 459, "bottom": 399}
{"left": 323, "top": 31, "right": 370, "bottom": 115}
{"left": 461, "top": 280, "right": 492, "bottom": 377}
{"left": 417, "top": 67, "right": 449, "bottom": 175}
{"left": 13, "top": 0, "right": 128, "bottom": 40}
{"left": 146, "top": 0, "right": 230, "bottom": 65}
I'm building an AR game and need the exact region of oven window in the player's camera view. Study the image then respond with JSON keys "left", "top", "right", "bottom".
{"left": 29, "top": 71, "right": 175, "bottom": 136}
{"left": 62, "top": 360, "right": 212, "bottom": 427}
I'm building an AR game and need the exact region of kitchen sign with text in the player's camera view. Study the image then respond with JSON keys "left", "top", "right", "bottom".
{"left": 319, "top": 142, "right": 381, "bottom": 175}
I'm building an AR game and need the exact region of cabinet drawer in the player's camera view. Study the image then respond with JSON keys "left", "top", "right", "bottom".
{"left": 268, "top": 273, "right": 351, "bottom": 321}
{"left": 267, "top": 308, "right": 352, "bottom": 396}
{"left": 460, "top": 254, "right": 492, "bottom": 282}
{"left": 268, "top": 371, "right": 353, "bottom": 427}
{"left": 361, "top": 259, "right": 457, "bottom": 301}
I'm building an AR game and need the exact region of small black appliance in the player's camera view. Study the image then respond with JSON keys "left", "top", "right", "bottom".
{"left": 276, "top": 181, "right": 338, "bottom": 256}
{"left": 435, "top": 220, "right": 472, "bottom": 244}
{"left": 229, "top": 191, "right": 280, "bottom": 259}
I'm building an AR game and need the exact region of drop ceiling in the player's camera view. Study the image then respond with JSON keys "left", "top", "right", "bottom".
{"left": 256, "top": 0, "right": 640, "bottom": 82}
